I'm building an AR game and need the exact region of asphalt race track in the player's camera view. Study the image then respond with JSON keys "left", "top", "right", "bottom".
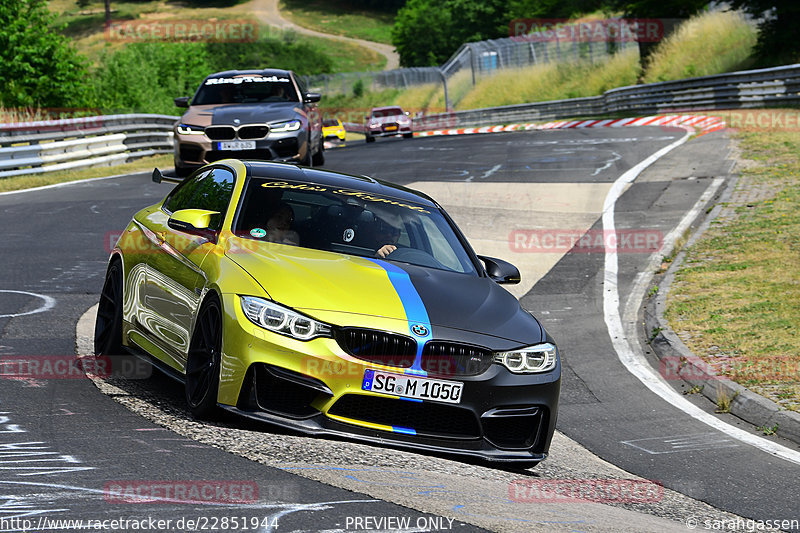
{"left": 0, "top": 127, "right": 798, "bottom": 532}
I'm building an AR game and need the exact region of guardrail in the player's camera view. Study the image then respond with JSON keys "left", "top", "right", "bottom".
{"left": 411, "top": 63, "right": 800, "bottom": 130}
{"left": 0, "top": 114, "right": 178, "bottom": 178}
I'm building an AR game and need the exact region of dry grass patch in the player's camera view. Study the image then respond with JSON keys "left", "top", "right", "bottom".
{"left": 643, "top": 10, "right": 757, "bottom": 83}
{"left": 456, "top": 48, "right": 640, "bottom": 110}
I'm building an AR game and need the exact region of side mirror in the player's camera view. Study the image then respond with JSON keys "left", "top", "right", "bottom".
{"left": 167, "top": 209, "right": 219, "bottom": 238}
{"left": 303, "top": 92, "right": 321, "bottom": 103}
{"left": 174, "top": 96, "right": 190, "bottom": 108}
{"left": 478, "top": 255, "right": 521, "bottom": 285}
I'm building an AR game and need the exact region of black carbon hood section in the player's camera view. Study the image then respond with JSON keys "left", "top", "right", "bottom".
{"left": 395, "top": 262, "right": 545, "bottom": 347}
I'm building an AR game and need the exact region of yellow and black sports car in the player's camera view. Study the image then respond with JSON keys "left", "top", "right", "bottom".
{"left": 95, "top": 160, "right": 560, "bottom": 465}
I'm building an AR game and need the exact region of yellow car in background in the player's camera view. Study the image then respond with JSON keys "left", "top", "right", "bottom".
{"left": 322, "top": 118, "right": 346, "bottom": 142}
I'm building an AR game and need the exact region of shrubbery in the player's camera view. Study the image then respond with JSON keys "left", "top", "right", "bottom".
{"left": 93, "top": 35, "right": 335, "bottom": 114}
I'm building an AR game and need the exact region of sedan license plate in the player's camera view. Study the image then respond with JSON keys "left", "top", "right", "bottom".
{"left": 362, "top": 369, "right": 463, "bottom": 404}
{"left": 217, "top": 140, "right": 255, "bottom": 151}
{"left": 384, "top": 125, "right": 398, "bottom": 131}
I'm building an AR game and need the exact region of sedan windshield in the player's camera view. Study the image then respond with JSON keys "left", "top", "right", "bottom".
{"left": 193, "top": 75, "right": 299, "bottom": 105}
{"left": 234, "top": 178, "right": 478, "bottom": 275}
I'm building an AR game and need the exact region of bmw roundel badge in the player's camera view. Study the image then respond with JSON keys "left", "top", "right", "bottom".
{"left": 411, "top": 324, "right": 428, "bottom": 336}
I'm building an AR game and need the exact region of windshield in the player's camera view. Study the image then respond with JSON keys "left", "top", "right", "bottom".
{"left": 234, "top": 178, "right": 478, "bottom": 275}
{"left": 193, "top": 75, "right": 299, "bottom": 105}
{"left": 372, "top": 107, "right": 403, "bottom": 118}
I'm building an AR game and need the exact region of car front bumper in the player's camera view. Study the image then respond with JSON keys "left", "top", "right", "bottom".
{"left": 174, "top": 130, "right": 309, "bottom": 169}
{"left": 217, "top": 294, "right": 560, "bottom": 463}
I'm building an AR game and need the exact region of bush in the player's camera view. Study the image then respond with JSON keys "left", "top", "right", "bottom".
{"left": 91, "top": 30, "right": 335, "bottom": 114}
{"left": 92, "top": 42, "right": 210, "bottom": 115}
{"left": 0, "top": 0, "right": 92, "bottom": 108}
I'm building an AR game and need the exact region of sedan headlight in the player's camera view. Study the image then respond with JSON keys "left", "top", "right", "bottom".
{"left": 270, "top": 120, "right": 301, "bottom": 132}
{"left": 176, "top": 124, "right": 205, "bottom": 135}
{"left": 494, "top": 343, "right": 557, "bottom": 373}
{"left": 240, "top": 296, "right": 331, "bottom": 341}
{"left": 369, "top": 122, "right": 381, "bottom": 128}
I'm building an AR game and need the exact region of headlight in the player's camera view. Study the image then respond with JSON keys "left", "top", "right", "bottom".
{"left": 240, "top": 296, "right": 331, "bottom": 341}
{"left": 176, "top": 124, "right": 205, "bottom": 135}
{"left": 369, "top": 122, "right": 380, "bottom": 128}
{"left": 270, "top": 120, "right": 301, "bottom": 132}
{"left": 398, "top": 116, "right": 411, "bottom": 124}
{"left": 494, "top": 343, "right": 557, "bottom": 373}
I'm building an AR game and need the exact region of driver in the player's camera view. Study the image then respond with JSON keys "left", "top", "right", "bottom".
{"left": 374, "top": 217, "right": 401, "bottom": 258}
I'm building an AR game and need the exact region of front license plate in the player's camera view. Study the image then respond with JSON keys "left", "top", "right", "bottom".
{"left": 384, "top": 125, "right": 398, "bottom": 131}
{"left": 362, "top": 369, "right": 463, "bottom": 404}
{"left": 217, "top": 140, "right": 256, "bottom": 150}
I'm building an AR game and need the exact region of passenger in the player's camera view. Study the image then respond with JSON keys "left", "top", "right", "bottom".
{"left": 265, "top": 203, "right": 300, "bottom": 246}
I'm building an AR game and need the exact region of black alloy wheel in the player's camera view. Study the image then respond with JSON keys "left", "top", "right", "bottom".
{"left": 94, "top": 260, "right": 124, "bottom": 356}
{"left": 185, "top": 296, "right": 223, "bottom": 419}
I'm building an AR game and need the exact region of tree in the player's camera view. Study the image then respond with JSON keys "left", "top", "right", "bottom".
{"left": 392, "top": 0, "right": 510, "bottom": 67}
{"left": 0, "top": 0, "right": 91, "bottom": 108}
{"left": 727, "top": 0, "right": 800, "bottom": 65}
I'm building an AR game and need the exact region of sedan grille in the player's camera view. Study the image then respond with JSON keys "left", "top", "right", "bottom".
{"left": 205, "top": 125, "right": 236, "bottom": 141}
{"left": 421, "top": 342, "right": 493, "bottom": 377}
{"left": 336, "top": 328, "right": 416, "bottom": 368}
{"left": 328, "top": 394, "right": 481, "bottom": 439}
{"left": 238, "top": 125, "right": 270, "bottom": 139}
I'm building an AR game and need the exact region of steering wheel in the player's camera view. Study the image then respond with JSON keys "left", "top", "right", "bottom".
{"left": 384, "top": 247, "right": 447, "bottom": 270}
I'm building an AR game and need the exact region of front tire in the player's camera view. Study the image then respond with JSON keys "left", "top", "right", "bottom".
{"left": 365, "top": 134, "right": 375, "bottom": 143}
{"left": 312, "top": 136, "right": 325, "bottom": 166}
{"left": 94, "top": 260, "right": 124, "bottom": 356}
{"left": 185, "top": 296, "right": 223, "bottom": 419}
{"left": 403, "top": 132, "right": 413, "bottom": 139}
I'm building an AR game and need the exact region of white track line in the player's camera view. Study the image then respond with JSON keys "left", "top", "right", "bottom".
{"left": 602, "top": 133, "right": 800, "bottom": 466}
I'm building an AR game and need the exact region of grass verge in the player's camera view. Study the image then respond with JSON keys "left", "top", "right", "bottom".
{"left": 0, "top": 154, "right": 172, "bottom": 193}
{"left": 643, "top": 10, "right": 757, "bottom": 83}
{"left": 279, "top": 0, "right": 395, "bottom": 44}
{"left": 665, "top": 113, "right": 800, "bottom": 411}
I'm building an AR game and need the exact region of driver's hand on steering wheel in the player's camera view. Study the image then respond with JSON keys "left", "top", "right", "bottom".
{"left": 376, "top": 244, "right": 397, "bottom": 258}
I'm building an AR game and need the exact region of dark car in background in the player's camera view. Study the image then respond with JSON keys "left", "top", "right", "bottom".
{"left": 365, "top": 106, "right": 413, "bottom": 143}
{"left": 173, "top": 69, "right": 324, "bottom": 176}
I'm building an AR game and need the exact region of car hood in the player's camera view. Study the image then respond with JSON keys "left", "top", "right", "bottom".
{"left": 225, "top": 238, "right": 543, "bottom": 346}
{"left": 181, "top": 103, "right": 301, "bottom": 127}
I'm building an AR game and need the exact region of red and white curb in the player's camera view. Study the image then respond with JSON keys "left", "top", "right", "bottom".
{"left": 413, "top": 114, "right": 726, "bottom": 138}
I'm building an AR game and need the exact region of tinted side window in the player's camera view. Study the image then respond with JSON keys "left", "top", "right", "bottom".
{"left": 164, "top": 168, "right": 235, "bottom": 230}
{"left": 295, "top": 75, "right": 307, "bottom": 98}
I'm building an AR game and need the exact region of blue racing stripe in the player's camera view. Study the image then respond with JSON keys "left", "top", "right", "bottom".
{"left": 369, "top": 259, "right": 431, "bottom": 376}
{"left": 392, "top": 426, "right": 417, "bottom": 435}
